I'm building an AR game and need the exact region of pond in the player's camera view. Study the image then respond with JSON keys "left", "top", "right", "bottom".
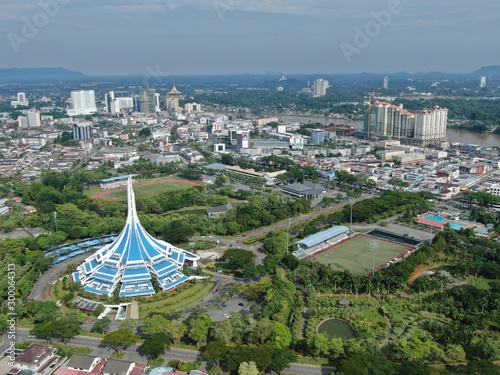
{"left": 318, "top": 318, "right": 357, "bottom": 339}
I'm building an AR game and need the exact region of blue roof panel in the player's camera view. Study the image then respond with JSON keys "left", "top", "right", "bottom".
{"left": 296, "top": 226, "right": 349, "bottom": 248}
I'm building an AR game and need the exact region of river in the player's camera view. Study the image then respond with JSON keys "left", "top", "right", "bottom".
{"left": 277, "top": 115, "right": 500, "bottom": 147}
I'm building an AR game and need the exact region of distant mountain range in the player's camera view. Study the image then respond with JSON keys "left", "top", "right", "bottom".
{"left": 0, "top": 65, "right": 498, "bottom": 83}
{"left": 0, "top": 67, "right": 86, "bottom": 82}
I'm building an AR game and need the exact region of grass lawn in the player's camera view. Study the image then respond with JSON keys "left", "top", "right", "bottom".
{"left": 139, "top": 281, "right": 215, "bottom": 318}
{"left": 470, "top": 277, "right": 493, "bottom": 290}
{"left": 313, "top": 234, "right": 412, "bottom": 276}
{"left": 85, "top": 177, "right": 196, "bottom": 201}
{"left": 106, "top": 181, "right": 193, "bottom": 201}
{"left": 50, "top": 277, "right": 71, "bottom": 302}
{"left": 85, "top": 187, "right": 101, "bottom": 196}
{"left": 177, "top": 240, "right": 217, "bottom": 252}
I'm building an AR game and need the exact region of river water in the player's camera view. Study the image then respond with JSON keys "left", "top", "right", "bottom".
{"left": 277, "top": 115, "right": 500, "bottom": 147}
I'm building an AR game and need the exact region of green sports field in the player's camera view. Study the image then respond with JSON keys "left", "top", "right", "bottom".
{"left": 313, "top": 234, "right": 412, "bottom": 275}
{"left": 86, "top": 178, "right": 199, "bottom": 201}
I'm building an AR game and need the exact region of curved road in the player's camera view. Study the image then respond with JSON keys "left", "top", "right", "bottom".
{"left": 29, "top": 253, "right": 89, "bottom": 301}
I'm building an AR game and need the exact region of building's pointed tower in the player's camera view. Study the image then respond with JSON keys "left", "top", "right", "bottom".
{"left": 73, "top": 176, "right": 199, "bottom": 297}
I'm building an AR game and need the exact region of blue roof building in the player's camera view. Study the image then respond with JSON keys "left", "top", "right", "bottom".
{"left": 73, "top": 177, "right": 199, "bottom": 297}
{"left": 296, "top": 226, "right": 349, "bottom": 250}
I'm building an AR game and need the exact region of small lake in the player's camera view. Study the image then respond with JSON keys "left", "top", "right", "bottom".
{"left": 318, "top": 318, "right": 357, "bottom": 339}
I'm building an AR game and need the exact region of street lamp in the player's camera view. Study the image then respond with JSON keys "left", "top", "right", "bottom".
{"left": 349, "top": 198, "right": 354, "bottom": 234}
{"left": 53, "top": 211, "right": 58, "bottom": 232}
{"left": 286, "top": 218, "right": 291, "bottom": 256}
{"left": 370, "top": 240, "right": 379, "bottom": 277}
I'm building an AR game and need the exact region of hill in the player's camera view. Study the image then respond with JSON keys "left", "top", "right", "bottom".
{"left": 0, "top": 67, "right": 86, "bottom": 82}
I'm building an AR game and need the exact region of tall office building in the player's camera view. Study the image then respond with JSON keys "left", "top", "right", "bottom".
{"left": 383, "top": 76, "right": 389, "bottom": 89}
{"left": 364, "top": 102, "right": 445, "bottom": 146}
{"left": 413, "top": 106, "right": 448, "bottom": 145}
{"left": 11, "top": 92, "right": 29, "bottom": 107}
{"left": 27, "top": 109, "right": 41, "bottom": 128}
{"left": 236, "top": 130, "right": 250, "bottom": 150}
{"left": 17, "top": 116, "right": 29, "bottom": 129}
{"left": 313, "top": 79, "right": 329, "bottom": 97}
{"left": 166, "top": 85, "right": 183, "bottom": 113}
{"left": 72, "top": 122, "right": 93, "bottom": 141}
{"left": 366, "top": 102, "right": 415, "bottom": 138}
{"left": 480, "top": 76, "right": 487, "bottom": 88}
{"left": 105, "top": 91, "right": 115, "bottom": 113}
{"left": 155, "top": 93, "right": 161, "bottom": 112}
{"left": 184, "top": 103, "right": 202, "bottom": 113}
{"left": 138, "top": 88, "right": 156, "bottom": 114}
{"left": 67, "top": 90, "right": 97, "bottom": 116}
{"left": 311, "top": 129, "right": 325, "bottom": 145}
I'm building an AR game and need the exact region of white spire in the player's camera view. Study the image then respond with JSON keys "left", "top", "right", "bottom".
{"left": 126, "top": 175, "right": 140, "bottom": 225}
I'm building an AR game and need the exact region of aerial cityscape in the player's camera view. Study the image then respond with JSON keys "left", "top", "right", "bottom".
{"left": 0, "top": 1, "right": 500, "bottom": 375}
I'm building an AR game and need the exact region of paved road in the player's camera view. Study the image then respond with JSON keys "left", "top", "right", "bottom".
{"left": 29, "top": 253, "right": 89, "bottom": 301}
{"left": 1, "top": 329, "right": 329, "bottom": 375}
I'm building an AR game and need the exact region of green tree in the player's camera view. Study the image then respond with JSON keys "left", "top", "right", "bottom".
{"left": 268, "top": 347, "right": 296, "bottom": 375}
{"left": 474, "top": 337, "right": 500, "bottom": 360}
{"left": 329, "top": 337, "right": 345, "bottom": 359}
{"left": 211, "top": 319, "right": 233, "bottom": 343}
{"left": 464, "top": 360, "right": 500, "bottom": 375}
{"left": 269, "top": 322, "right": 291, "bottom": 349}
{"left": 167, "top": 320, "right": 187, "bottom": 344}
{"left": 53, "top": 319, "right": 81, "bottom": 344}
{"left": 140, "top": 332, "right": 170, "bottom": 359}
{"left": 247, "top": 318, "right": 273, "bottom": 345}
{"left": 91, "top": 317, "right": 111, "bottom": 335}
{"left": 141, "top": 315, "right": 170, "bottom": 337}
{"left": 187, "top": 314, "right": 212, "bottom": 348}
{"left": 224, "top": 248, "right": 255, "bottom": 271}
{"left": 312, "top": 333, "right": 330, "bottom": 360}
{"left": 215, "top": 176, "right": 227, "bottom": 188}
{"left": 138, "top": 127, "right": 152, "bottom": 137}
{"left": 31, "top": 321, "right": 55, "bottom": 343}
{"left": 101, "top": 328, "right": 140, "bottom": 354}
{"left": 398, "top": 360, "right": 430, "bottom": 375}
{"left": 238, "top": 361, "right": 259, "bottom": 375}
{"left": 203, "top": 340, "right": 228, "bottom": 367}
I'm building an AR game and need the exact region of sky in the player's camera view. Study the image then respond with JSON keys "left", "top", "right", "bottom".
{"left": 1, "top": 0, "right": 499, "bottom": 76}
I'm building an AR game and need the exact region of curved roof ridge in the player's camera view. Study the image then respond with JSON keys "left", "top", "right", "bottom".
{"left": 73, "top": 176, "right": 200, "bottom": 297}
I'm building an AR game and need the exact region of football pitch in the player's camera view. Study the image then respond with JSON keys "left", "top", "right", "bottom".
{"left": 312, "top": 234, "right": 413, "bottom": 276}
{"left": 87, "top": 177, "right": 200, "bottom": 201}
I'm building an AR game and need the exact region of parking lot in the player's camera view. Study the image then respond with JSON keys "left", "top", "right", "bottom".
{"left": 208, "top": 296, "right": 249, "bottom": 322}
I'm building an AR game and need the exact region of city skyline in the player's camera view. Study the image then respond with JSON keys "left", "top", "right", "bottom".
{"left": 1, "top": 0, "right": 499, "bottom": 76}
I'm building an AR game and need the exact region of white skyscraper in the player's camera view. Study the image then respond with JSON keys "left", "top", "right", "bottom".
{"left": 68, "top": 90, "right": 97, "bottom": 116}
{"left": 413, "top": 106, "right": 448, "bottom": 145}
{"left": 236, "top": 130, "right": 250, "bottom": 150}
{"left": 313, "top": 79, "right": 329, "bottom": 97}
{"left": 383, "top": 76, "right": 389, "bottom": 89}
{"left": 155, "top": 93, "right": 161, "bottom": 112}
{"left": 11, "top": 92, "right": 29, "bottom": 107}
{"left": 27, "top": 109, "right": 41, "bottom": 128}
{"left": 480, "top": 76, "right": 487, "bottom": 88}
